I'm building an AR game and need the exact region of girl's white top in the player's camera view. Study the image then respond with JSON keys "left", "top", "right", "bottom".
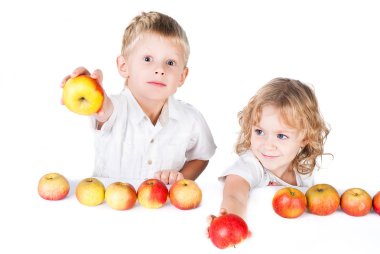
{"left": 219, "top": 150, "right": 314, "bottom": 188}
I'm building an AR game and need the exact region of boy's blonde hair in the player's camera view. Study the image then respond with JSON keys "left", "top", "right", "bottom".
{"left": 121, "top": 11, "right": 190, "bottom": 66}
{"left": 236, "top": 77, "right": 330, "bottom": 174}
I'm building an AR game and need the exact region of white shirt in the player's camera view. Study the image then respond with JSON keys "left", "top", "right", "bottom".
{"left": 219, "top": 150, "right": 314, "bottom": 189}
{"left": 92, "top": 88, "right": 216, "bottom": 180}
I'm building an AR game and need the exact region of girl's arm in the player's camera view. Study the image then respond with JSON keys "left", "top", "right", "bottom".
{"left": 220, "top": 174, "right": 250, "bottom": 218}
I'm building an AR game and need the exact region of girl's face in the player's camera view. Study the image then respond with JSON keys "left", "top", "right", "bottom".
{"left": 250, "top": 105, "right": 306, "bottom": 176}
{"left": 119, "top": 32, "right": 188, "bottom": 104}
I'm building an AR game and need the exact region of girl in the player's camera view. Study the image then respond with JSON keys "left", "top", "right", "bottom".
{"left": 211, "top": 77, "right": 330, "bottom": 221}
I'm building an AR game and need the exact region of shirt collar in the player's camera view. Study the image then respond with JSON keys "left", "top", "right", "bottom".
{"left": 122, "top": 88, "right": 181, "bottom": 126}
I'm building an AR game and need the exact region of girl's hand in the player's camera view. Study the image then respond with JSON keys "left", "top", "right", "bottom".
{"left": 60, "top": 67, "right": 113, "bottom": 123}
{"left": 206, "top": 208, "right": 227, "bottom": 238}
{"left": 154, "top": 170, "right": 184, "bottom": 185}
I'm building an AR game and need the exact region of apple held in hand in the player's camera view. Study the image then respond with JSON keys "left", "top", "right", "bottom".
{"left": 169, "top": 179, "right": 202, "bottom": 210}
{"left": 272, "top": 187, "right": 306, "bottom": 218}
{"left": 105, "top": 182, "right": 137, "bottom": 210}
{"left": 63, "top": 75, "right": 104, "bottom": 115}
{"left": 137, "top": 179, "right": 168, "bottom": 208}
{"left": 38, "top": 172, "right": 70, "bottom": 200}
{"left": 340, "top": 188, "right": 372, "bottom": 216}
{"left": 75, "top": 178, "right": 105, "bottom": 206}
{"left": 209, "top": 214, "right": 249, "bottom": 249}
{"left": 305, "top": 183, "right": 340, "bottom": 216}
{"left": 373, "top": 191, "right": 380, "bottom": 215}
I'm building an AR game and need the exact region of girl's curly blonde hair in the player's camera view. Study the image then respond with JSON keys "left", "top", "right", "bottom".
{"left": 236, "top": 78, "right": 330, "bottom": 175}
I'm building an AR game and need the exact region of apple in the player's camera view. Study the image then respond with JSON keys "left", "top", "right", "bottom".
{"left": 169, "top": 179, "right": 202, "bottom": 210}
{"left": 75, "top": 177, "right": 105, "bottom": 206}
{"left": 340, "top": 188, "right": 372, "bottom": 216}
{"left": 272, "top": 187, "right": 306, "bottom": 218}
{"left": 373, "top": 191, "right": 380, "bottom": 215}
{"left": 137, "top": 179, "right": 168, "bottom": 209}
{"left": 305, "top": 183, "right": 340, "bottom": 216}
{"left": 105, "top": 182, "right": 137, "bottom": 210}
{"left": 208, "top": 214, "right": 249, "bottom": 249}
{"left": 62, "top": 75, "right": 104, "bottom": 115}
{"left": 38, "top": 172, "right": 70, "bottom": 200}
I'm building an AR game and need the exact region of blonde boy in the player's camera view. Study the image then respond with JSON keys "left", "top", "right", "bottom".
{"left": 62, "top": 12, "right": 216, "bottom": 184}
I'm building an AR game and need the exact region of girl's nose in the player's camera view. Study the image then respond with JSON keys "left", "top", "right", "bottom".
{"left": 264, "top": 137, "right": 277, "bottom": 150}
{"left": 155, "top": 71, "right": 164, "bottom": 75}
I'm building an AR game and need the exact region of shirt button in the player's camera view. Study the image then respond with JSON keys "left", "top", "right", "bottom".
{"left": 150, "top": 139, "right": 154, "bottom": 143}
{"left": 147, "top": 160, "right": 152, "bottom": 165}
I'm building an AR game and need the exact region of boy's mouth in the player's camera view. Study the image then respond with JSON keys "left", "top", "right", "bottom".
{"left": 147, "top": 81, "right": 166, "bottom": 87}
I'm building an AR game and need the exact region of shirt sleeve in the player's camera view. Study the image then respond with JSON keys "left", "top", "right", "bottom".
{"left": 185, "top": 110, "right": 217, "bottom": 161}
{"left": 90, "top": 95, "right": 120, "bottom": 134}
{"left": 218, "top": 151, "right": 265, "bottom": 189}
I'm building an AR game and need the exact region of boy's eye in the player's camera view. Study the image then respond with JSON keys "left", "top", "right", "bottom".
{"left": 167, "top": 59, "right": 176, "bottom": 66}
{"left": 277, "top": 134, "right": 288, "bottom": 140}
{"left": 254, "top": 129, "right": 264, "bottom": 136}
{"left": 144, "top": 56, "right": 153, "bottom": 62}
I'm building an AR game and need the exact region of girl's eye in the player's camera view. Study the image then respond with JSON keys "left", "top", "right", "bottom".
{"left": 167, "top": 59, "right": 176, "bottom": 66}
{"left": 277, "top": 134, "right": 288, "bottom": 140}
{"left": 254, "top": 129, "right": 264, "bottom": 136}
{"left": 144, "top": 56, "right": 153, "bottom": 62}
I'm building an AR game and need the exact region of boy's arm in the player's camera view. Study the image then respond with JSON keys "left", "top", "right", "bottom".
{"left": 220, "top": 174, "right": 250, "bottom": 218}
{"left": 180, "top": 159, "right": 209, "bottom": 180}
{"left": 94, "top": 95, "right": 114, "bottom": 129}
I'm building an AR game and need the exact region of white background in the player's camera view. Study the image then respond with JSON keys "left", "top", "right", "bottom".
{"left": 1, "top": 0, "right": 380, "bottom": 253}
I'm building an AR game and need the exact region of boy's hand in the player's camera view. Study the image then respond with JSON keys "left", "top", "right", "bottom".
{"left": 154, "top": 170, "right": 184, "bottom": 185}
{"left": 60, "top": 67, "right": 113, "bottom": 124}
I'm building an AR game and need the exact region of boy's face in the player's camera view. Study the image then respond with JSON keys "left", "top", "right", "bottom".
{"left": 118, "top": 33, "right": 188, "bottom": 104}
{"left": 250, "top": 105, "right": 306, "bottom": 176}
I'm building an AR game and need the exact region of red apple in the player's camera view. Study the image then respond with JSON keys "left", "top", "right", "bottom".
{"left": 305, "top": 183, "right": 340, "bottom": 216}
{"left": 169, "top": 179, "right": 202, "bottom": 210}
{"left": 38, "top": 172, "right": 70, "bottom": 200}
{"left": 373, "top": 191, "right": 380, "bottom": 215}
{"left": 137, "top": 179, "right": 168, "bottom": 209}
{"left": 63, "top": 75, "right": 104, "bottom": 115}
{"left": 75, "top": 177, "right": 105, "bottom": 206}
{"left": 272, "top": 187, "right": 306, "bottom": 218}
{"left": 105, "top": 182, "right": 137, "bottom": 210}
{"left": 208, "top": 214, "right": 249, "bottom": 249}
{"left": 340, "top": 188, "right": 372, "bottom": 216}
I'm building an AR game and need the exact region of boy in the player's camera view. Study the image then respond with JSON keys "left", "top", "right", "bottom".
{"left": 61, "top": 12, "right": 216, "bottom": 184}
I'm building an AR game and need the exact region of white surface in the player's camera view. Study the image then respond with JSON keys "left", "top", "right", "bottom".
{"left": 3, "top": 177, "right": 380, "bottom": 254}
{"left": 1, "top": 1, "right": 380, "bottom": 253}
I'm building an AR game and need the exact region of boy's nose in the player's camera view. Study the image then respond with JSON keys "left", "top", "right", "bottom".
{"left": 155, "top": 71, "right": 164, "bottom": 75}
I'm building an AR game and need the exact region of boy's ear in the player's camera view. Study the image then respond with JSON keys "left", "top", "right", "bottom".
{"left": 178, "top": 67, "right": 189, "bottom": 87}
{"left": 117, "top": 55, "right": 128, "bottom": 78}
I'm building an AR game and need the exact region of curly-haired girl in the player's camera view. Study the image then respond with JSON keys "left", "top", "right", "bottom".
{"left": 211, "top": 77, "right": 330, "bottom": 221}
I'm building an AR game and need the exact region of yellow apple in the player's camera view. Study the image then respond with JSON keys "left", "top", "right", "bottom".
{"left": 137, "top": 179, "right": 168, "bottom": 209}
{"left": 38, "top": 172, "right": 70, "bottom": 200}
{"left": 105, "top": 182, "right": 137, "bottom": 210}
{"left": 62, "top": 75, "right": 104, "bottom": 115}
{"left": 75, "top": 177, "right": 105, "bottom": 206}
{"left": 169, "top": 179, "right": 202, "bottom": 210}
